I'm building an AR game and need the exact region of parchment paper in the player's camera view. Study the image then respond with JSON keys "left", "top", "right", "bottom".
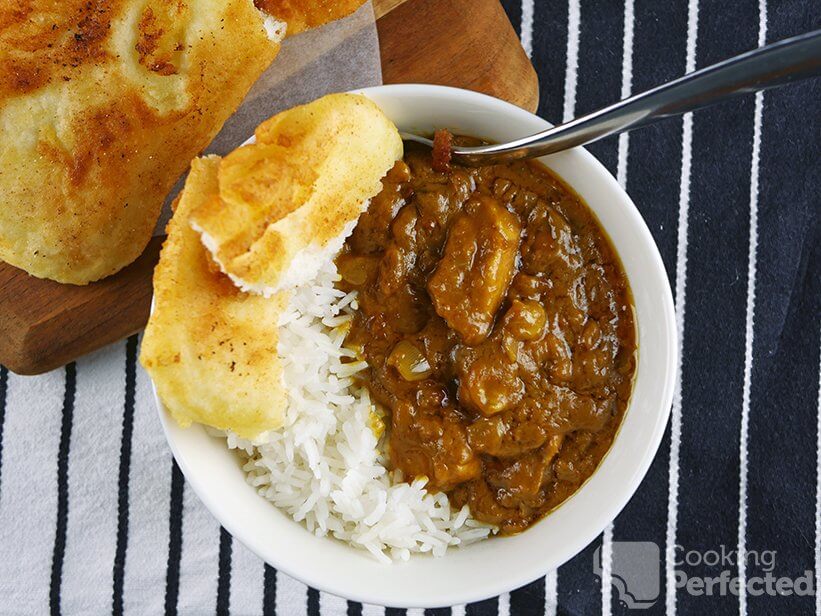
{"left": 155, "top": 2, "right": 382, "bottom": 233}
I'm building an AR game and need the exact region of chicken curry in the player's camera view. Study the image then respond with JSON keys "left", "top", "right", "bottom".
{"left": 337, "top": 137, "right": 636, "bottom": 534}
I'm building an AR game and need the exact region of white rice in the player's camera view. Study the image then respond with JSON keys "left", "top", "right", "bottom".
{"left": 219, "top": 261, "right": 495, "bottom": 562}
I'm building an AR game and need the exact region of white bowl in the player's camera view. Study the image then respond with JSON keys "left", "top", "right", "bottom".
{"left": 156, "top": 84, "right": 677, "bottom": 608}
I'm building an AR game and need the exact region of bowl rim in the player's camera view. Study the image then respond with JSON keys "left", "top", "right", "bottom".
{"left": 154, "top": 83, "right": 677, "bottom": 607}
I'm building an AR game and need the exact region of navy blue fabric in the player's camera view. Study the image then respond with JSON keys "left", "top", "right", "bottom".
{"left": 495, "top": 1, "right": 821, "bottom": 615}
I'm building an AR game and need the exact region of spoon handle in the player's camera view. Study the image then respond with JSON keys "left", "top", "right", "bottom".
{"left": 453, "top": 28, "right": 821, "bottom": 165}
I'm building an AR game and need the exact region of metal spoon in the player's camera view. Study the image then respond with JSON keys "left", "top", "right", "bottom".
{"left": 402, "top": 29, "right": 821, "bottom": 166}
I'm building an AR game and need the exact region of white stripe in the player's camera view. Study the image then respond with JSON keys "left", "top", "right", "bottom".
{"left": 320, "top": 589, "right": 348, "bottom": 615}
{"left": 562, "top": 0, "right": 581, "bottom": 122}
{"left": 545, "top": 570, "right": 558, "bottom": 616}
{"left": 601, "top": 3, "right": 635, "bottom": 609}
{"left": 616, "top": 134, "right": 630, "bottom": 189}
{"left": 452, "top": 603, "right": 467, "bottom": 616}
{"left": 816, "top": 330, "right": 821, "bottom": 616}
{"left": 61, "top": 344, "right": 127, "bottom": 614}
{"left": 601, "top": 525, "right": 613, "bottom": 616}
{"left": 361, "top": 601, "right": 386, "bottom": 616}
{"left": 616, "top": 0, "right": 634, "bottom": 188}
{"left": 276, "top": 571, "right": 308, "bottom": 616}
{"left": 666, "top": 1, "right": 699, "bottom": 613}
{"left": 406, "top": 608, "right": 424, "bottom": 616}
{"left": 176, "top": 481, "right": 221, "bottom": 612}
{"left": 498, "top": 591, "right": 511, "bottom": 616}
{"left": 0, "top": 369, "right": 66, "bottom": 613}
{"left": 521, "top": 0, "right": 535, "bottom": 58}
{"left": 738, "top": 4, "right": 767, "bottom": 614}
{"left": 229, "top": 540, "right": 266, "bottom": 614}
{"left": 123, "top": 361, "right": 173, "bottom": 614}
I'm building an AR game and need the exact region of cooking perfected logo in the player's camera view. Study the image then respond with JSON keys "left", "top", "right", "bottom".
{"left": 594, "top": 541, "right": 816, "bottom": 609}
{"left": 594, "top": 541, "right": 661, "bottom": 609}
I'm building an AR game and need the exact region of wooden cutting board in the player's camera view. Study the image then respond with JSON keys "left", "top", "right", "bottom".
{"left": 0, "top": 0, "right": 538, "bottom": 375}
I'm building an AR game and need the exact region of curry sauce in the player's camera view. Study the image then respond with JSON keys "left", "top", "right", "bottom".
{"left": 337, "top": 138, "right": 636, "bottom": 534}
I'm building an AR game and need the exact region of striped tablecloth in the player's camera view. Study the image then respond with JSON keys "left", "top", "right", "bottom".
{"left": 1, "top": 1, "right": 819, "bottom": 614}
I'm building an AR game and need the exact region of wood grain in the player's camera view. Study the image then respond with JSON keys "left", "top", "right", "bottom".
{"left": 0, "top": 0, "right": 539, "bottom": 375}
{"left": 378, "top": 0, "right": 539, "bottom": 113}
{"left": 0, "top": 238, "right": 163, "bottom": 374}
{"left": 372, "top": 0, "right": 408, "bottom": 20}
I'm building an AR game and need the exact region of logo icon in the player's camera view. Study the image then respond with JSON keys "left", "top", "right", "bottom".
{"left": 594, "top": 541, "right": 661, "bottom": 609}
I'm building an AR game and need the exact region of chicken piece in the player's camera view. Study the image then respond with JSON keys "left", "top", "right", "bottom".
{"left": 427, "top": 196, "right": 521, "bottom": 345}
{"left": 453, "top": 476, "right": 527, "bottom": 533}
{"left": 502, "top": 299, "right": 547, "bottom": 341}
{"left": 467, "top": 405, "right": 549, "bottom": 457}
{"left": 485, "top": 435, "right": 565, "bottom": 509}
{"left": 544, "top": 386, "right": 614, "bottom": 434}
{"left": 457, "top": 344, "right": 524, "bottom": 416}
{"left": 389, "top": 387, "right": 481, "bottom": 491}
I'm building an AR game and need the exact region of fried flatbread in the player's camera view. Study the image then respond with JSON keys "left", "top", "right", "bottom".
{"left": 189, "top": 93, "right": 403, "bottom": 296}
{"left": 0, "top": 0, "right": 364, "bottom": 285}
{"left": 140, "top": 156, "right": 289, "bottom": 439}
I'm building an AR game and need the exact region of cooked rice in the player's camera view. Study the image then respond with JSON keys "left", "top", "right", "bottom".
{"left": 219, "top": 261, "right": 495, "bottom": 562}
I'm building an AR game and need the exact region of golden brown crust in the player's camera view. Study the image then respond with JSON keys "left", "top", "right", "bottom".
{"left": 254, "top": 0, "right": 366, "bottom": 35}
{"left": 139, "top": 155, "right": 289, "bottom": 439}
{"left": 0, "top": 0, "right": 282, "bottom": 284}
{"left": 188, "top": 93, "right": 403, "bottom": 295}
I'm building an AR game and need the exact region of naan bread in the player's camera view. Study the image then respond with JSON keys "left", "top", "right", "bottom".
{"left": 0, "top": 0, "right": 364, "bottom": 285}
{"left": 142, "top": 93, "right": 399, "bottom": 437}
{"left": 189, "top": 93, "right": 403, "bottom": 296}
{"left": 140, "top": 156, "right": 289, "bottom": 439}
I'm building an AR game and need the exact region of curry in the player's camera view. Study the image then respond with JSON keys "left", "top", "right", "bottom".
{"left": 337, "top": 137, "right": 637, "bottom": 534}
